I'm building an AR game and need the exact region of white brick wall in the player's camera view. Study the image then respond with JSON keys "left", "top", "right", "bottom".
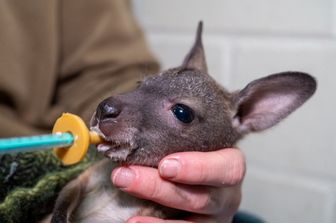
{"left": 132, "top": 1, "right": 336, "bottom": 222}
{"left": 133, "top": 0, "right": 333, "bottom": 35}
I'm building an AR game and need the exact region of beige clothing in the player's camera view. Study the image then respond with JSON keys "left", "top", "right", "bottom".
{"left": 0, "top": 0, "right": 159, "bottom": 137}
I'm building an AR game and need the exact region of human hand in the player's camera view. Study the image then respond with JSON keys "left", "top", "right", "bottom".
{"left": 111, "top": 148, "right": 246, "bottom": 223}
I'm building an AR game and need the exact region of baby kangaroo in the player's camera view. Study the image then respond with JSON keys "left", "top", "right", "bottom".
{"left": 51, "top": 22, "right": 316, "bottom": 223}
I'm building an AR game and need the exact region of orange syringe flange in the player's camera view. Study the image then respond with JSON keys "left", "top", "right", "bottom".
{"left": 52, "top": 113, "right": 104, "bottom": 165}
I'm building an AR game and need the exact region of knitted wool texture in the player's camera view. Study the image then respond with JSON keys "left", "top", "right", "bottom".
{"left": 0, "top": 150, "right": 97, "bottom": 223}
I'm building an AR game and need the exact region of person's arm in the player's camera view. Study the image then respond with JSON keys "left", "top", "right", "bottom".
{"left": 111, "top": 148, "right": 246, "bottom": 223}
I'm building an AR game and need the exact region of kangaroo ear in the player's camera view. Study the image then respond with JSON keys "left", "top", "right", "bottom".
{"left": 232, "top": 72, "right": 317, "bottom": 134}
{"left": 181, "top": 21, "right": 208, "bottom": 73}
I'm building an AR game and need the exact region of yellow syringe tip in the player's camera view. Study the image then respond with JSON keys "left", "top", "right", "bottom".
{"left": 89, "top": 131, "right": 104, "bottom": 145}
{"left": 52, "top": 113, "right": 103, "bottom": 165}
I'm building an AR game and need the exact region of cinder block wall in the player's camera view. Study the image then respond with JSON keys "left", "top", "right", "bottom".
{"left": 132, "top": 1, "right": 336, "bottom": 222}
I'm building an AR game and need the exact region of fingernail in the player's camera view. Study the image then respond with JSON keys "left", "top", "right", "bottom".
{"left": 159, "top": 158, "right": 181, "bottom": 178}
{"left": 112, "top": 167, "right": 135, "bottom": 188}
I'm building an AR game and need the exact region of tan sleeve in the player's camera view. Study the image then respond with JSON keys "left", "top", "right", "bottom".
{"left": 0, "top": 0, "right": 159, "bottom": 137}
{"left": 56, "top": 0, "right": 159, "bottom": 123}
{"left": 0, "top": 0, "right": 60, "bottom": 137}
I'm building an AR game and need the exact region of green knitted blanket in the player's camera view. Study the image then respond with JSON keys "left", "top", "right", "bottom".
{"left": 0, "top": 149, "right": 98, "bottom": 223}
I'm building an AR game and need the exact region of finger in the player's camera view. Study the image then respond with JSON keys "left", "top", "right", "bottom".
{"left": 127, "top": 215, "right": 225, "bottom": 223}
{"left": 158, "top": 148, "right": 245, "bottom": 187}
{"left": 111, "top": 166, "right": 225, "bottom": 214}
{"left": 127, "top": 216, "right": 192, "bottom": 223}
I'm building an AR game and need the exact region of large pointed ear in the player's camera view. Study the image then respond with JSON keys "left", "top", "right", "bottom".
{"left": 181, "top": 21, "right": 208, "bottom": 73}
{"left": 232, "top": 72, "right": 317, "bottom": 134}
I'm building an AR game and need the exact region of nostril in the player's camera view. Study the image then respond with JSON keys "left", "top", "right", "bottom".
{"left": 97, "top": 100, "right": 121, "bottom": 120}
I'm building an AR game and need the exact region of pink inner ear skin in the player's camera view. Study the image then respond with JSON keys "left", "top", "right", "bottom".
{"left": 235, "top": 92, "right": 300, "bottom": 134}
{"left": 249, "top": 92, "right": 298, "bottom": 117}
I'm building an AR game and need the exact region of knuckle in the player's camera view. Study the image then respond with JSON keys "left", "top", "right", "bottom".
{"left": 172, "top": 186, "right": 212, "bottom": 213}
{"left": 197, "top": 163, "right": 210, "bottom": 183}
{"left": 190, "top": 197, "right": 211, "bottom": 213}
{"left": 147, "top": 178, "right": 163, "bottom": 200}
{"left": 225, "top": 150, "right": 246, "bottom": 185}
{"left": 188, "top": 190, "right": 217, "bottom": 214}
{"left": 231, "top": 166, "right": 245, "bottom": 185}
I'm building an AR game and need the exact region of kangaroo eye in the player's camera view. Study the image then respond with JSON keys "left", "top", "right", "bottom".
{"left": 171, "top": 104, "right": 195, "bottom": 124}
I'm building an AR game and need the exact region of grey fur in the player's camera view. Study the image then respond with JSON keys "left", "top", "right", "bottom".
{"left": 51, "top": 22, "right": 317, "bottom": 222}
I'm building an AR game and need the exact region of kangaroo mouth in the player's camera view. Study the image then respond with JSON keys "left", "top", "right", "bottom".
{"left": 90, "top": 125, "right": 138, "bottom": 162}
{"left": 97, "top": 141, "right": 135, "bottom": 162}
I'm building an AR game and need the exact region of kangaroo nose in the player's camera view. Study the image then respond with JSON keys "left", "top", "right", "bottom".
{"left": 96, "top": 99, "right": 121, "bottom": 120}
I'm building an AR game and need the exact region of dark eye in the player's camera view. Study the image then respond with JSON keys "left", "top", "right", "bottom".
{"left": 171, "top": 104, "right": 195, "bottom": 124}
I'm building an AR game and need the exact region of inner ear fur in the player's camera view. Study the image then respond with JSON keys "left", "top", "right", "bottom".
{"left": 232, "top": 71, "right": 317, "bottom": 134}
